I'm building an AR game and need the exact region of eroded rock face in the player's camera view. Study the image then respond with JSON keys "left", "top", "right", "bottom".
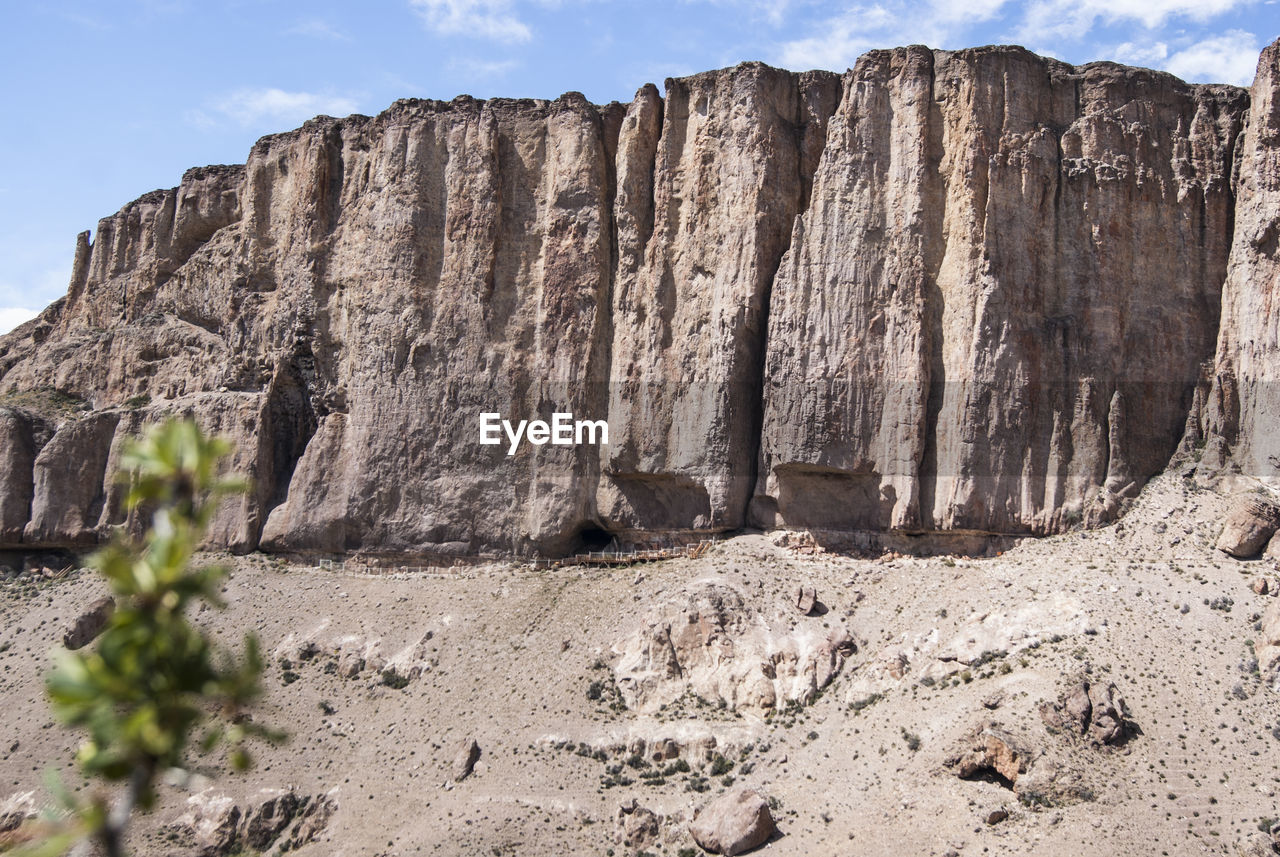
{"left": 1203, "top": 42, "right": 1280, "bottom": 486}
{"left": 0, "top": 43, "right": 1269, "bottom": 556}
{"left": 754, "top": 46, "right": 1246, "bottom": 535}
{"left": 611, "top": 579, "right": 855, "bottom": 713}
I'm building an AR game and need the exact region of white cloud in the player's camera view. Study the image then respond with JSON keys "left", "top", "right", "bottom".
{"left": 194, "top": 88, "right": 361, "bottom": 129}
{"left": 1164, "top": 29, "right": 1261, "bottom": 84}
{"left": 1016, "top": 0, "right": 1252, "bottom": 43}
{"left": 1112, "top": 40, "right": 1171, "bottom": 66}
{"left": 409, "top": 0, "right": 532, "bottom": 43}
{"left": 0, "top": 308, "right": 38, "bottom": 336}
{"left": 775, "top": 2, "right": 963, "bottom": 71}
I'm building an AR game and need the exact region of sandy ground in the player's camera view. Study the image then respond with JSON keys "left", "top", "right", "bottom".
{"left": 2, "top": 462, "right": 1279, "bottom": 857}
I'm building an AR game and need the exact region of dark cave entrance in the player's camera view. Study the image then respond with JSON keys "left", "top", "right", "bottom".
{"left": 575, "top": 526, "right": 615, "bottom": 553}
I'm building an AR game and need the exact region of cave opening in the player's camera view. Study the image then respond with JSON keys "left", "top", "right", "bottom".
{"left": 575, "top": 526, "right": 615, "bottom": 553}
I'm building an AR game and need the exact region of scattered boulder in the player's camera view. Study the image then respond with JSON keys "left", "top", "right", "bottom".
{"left": 1040, "top": 679, "right": 1134, "bottom": 746}
{"left": 1253, "top": 577, "right": 1279, "bottom": 596}
{"left": 984, "top": 807, "right": 1009, "bottom": 825}
{"left": 688, "top": 788, "right": 775, "bottom": 856}
{"left": 613, "top": 580, "right": 854, "bottom": 713}
{"left": 451, "top": 736, "right": 481, "bottom": 782}
{"left": 947, "top": 722, "right": 1093, "bottom": 809}
{"left": 793, "top": 585, "right": 816, "bottom": 615}
{"left": 616, "top": 799, "right": 662, "bottom": 851}
{"left": 947, "top": 724, "right": 1032, "bottom": 786}
{"left": 62, "top": 596, "right": 114, "bottom": 649}
{"left": 1217, "top": 497, "right": 1280, "bottom": 558}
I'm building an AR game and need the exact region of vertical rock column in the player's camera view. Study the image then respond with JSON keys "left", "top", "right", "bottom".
{"left": 601, "top": 65, "right": 840, "bottom": 537}
{"left": 1204, "top": 39, "right": 1280, "bottom": 484}
{"left": 757, "top": 46, "right": 1245, "bottom": 537}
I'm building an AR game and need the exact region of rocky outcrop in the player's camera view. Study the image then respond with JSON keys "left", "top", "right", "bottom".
{"left": 601, "top": 66, "right": 840, "bottom": 537}
{"left": 1256, "top": 597, "right": 1280, "bottom": 691}
{"left": 611, "top": 578, "right": 855, "bottom": 712}
{"left": 1039, "top": 679, "right": 1133, "bottom": 746}
{"left": 0, "top": 42, "right": 1271, "bottom": 557}
{"left": 167, "top": 788, "right": 337, "bottom": 857}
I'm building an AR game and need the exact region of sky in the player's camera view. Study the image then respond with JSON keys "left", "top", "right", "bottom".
{"left": 1, "top": 0, "right": 1277, "bottom": 334}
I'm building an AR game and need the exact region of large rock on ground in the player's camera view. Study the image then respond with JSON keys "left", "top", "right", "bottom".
{"left": 1039, "top": 679, "right": 1133, "bottom": 746}
{"left": 62, "top": 595, "right": 115, "bottom": 649}
{"left": 1216, "top": 497, "right": 1280, "bottom": 557}
{"left": 688, "top": 788, "right": 775, "bottom": 856}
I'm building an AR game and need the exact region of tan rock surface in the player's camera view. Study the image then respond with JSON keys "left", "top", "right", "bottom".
{"left": 0, "top": 44, "right": 1272, "bottom": 556}
{"left": 1203, "top": 41, "right": 1280, "bottom": 485}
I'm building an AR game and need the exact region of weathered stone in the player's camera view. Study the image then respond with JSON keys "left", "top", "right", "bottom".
{"left": 1256, "top": 598, "right": 1280, "bottom": 691}
{"left": 612, "top": 579, "right": 854, "bottom": 713}
{"left": 755, "top": 46, "right": 1245, "bottom": 535}
{"left": 0, "top": 791, "right": 36, "bottom": 835}
{"left": 451, "top": 736, "right": 480, "bottom": 781}
{"left": 948, "top": 725, "right": 1031, "bottom": 784}
{"left": 1040, "top": 679, "right": 1133, "bottom": 746}
{"left": 0, "top": 411, "right": 37, "bottom": 545}
{"left": 168, "top": 788, "right": 334, "bottom": 857}
{"left": 1216, "top": 497, "right": 1280, "bottom": 558}
{"left": 793, "top": 585, "right": 816, "bottom": 615}
{"left": 616, "top": 799, "right": 662, "bottom": 850}
{"left": 62, "top": 595, "right": 115, "bottom": 649}
{"left": 688, "top": 788, "right": 775, "bottom": 856}
{"left": 23, "top": 411, "right": 119, "bottom": 547}
{"left": 242, "top": 789, "right": 301, "bottom": 850}
{"left": 1203, "top": 41, "right": 1280, "bottom": 485}
{"left": 0, "top": 44, "right": 1270, "bottom": 556}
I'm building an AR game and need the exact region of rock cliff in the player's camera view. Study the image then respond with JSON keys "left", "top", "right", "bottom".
{"left": 0, "top": 41, "right": 1273, "bottom": 557}
{"left": 1202, "top": 40, "right": 1280, "bottom": 485}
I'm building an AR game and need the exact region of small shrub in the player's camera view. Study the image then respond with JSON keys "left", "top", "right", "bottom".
{"left": 381, "top": 669, "right": 410, "bottom": 690}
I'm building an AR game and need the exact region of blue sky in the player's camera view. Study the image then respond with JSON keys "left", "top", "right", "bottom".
{"left": 1, "top": 0, "right": 1277, "bottom": 334}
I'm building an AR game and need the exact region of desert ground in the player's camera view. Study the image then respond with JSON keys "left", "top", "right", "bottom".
{"left": 2, "top": 459, "right": 1279, "bottom": 857}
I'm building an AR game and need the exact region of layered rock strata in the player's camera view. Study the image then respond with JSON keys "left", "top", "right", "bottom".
{"left": 0, "top": 42, "right": 1273, "bottom": 557}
